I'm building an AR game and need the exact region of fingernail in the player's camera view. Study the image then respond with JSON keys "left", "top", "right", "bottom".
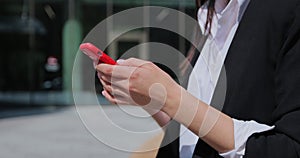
{"left": 102, "top": 91, "right": 105, "bottom": 96}
{"left": 117, "top": 59, "right": 125, "bottom": 64}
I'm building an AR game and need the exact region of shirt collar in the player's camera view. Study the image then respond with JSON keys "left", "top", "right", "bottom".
{"left": 198, "top": 0, "right": 249, "bottom": 38}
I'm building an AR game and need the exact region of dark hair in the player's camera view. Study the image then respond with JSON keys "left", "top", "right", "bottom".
{"left": 180, "top": 0, "right": 216, "bottom": 77}
{"left": 196, "top": 0, "right": 216, "bottom": 32}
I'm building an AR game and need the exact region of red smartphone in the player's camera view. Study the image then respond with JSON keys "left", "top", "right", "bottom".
{"left": 80, "top": 43, "right": 116, "bottom": 65}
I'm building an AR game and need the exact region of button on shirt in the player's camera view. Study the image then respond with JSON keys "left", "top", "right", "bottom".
{"left": 180, "top": 0, "right": 274, "bottom": 157}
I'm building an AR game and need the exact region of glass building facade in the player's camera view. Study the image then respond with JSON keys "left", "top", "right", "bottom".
{"left": 0, "top": 0, "right": 196, "bottom": 106}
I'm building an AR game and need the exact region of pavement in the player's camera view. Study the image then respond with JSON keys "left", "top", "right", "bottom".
{"left": 0, "top": 105, "right": 163, "bottom": 158}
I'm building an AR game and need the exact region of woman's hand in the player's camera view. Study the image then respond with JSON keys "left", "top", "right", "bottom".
{"left": 96, "top": 58, "right": 180, "bottom": 125}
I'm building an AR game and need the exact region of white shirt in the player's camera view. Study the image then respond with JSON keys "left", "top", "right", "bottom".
{"left": 180, "top": 0, "right": 274, "bottom": 157}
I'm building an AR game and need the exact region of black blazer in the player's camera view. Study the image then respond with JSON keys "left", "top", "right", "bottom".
{"left": 157, "top": 0, "right": 300, "bottom": 157}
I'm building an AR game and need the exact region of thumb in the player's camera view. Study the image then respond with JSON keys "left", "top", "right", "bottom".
{"left": 117, "top": 58, "right": 151, "bottom": 67}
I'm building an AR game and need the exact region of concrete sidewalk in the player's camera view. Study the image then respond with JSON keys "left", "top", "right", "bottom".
{"left": 0, "top": 105, "right": 162, "bottom": 158}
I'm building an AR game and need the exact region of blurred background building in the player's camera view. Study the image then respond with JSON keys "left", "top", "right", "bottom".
{"left": 0, "top": 1, "right": 199, "bottom": 157}
{"left": 0, "top": 0, "right": 196, "bottom": 107}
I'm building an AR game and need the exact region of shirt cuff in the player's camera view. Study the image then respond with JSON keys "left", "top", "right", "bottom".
{"left": 219, "top": 119, "right": 275, "bottom": 158}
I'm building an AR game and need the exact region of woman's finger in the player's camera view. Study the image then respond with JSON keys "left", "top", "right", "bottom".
{"left": 117, "top": 58, "right": 151, "bottom": 67}
{"left": 99, "top": 77, "right": 111, "bottom": 86}
{"left": 100, "top": 78, "right": 132, "bottom": 101}
{"left": 100, "top": 75, "right": 131, "bottom": 93}
{"left": 99, "top": 75, "right": 129, "bottom": 97}
{"left": 96, "top": 64, "right": 136, "bottom": 79}
{"left": 99, "top": 74, "right": 113, "bottom": 84}
{"left": 102, "top": 90, "right": 116, "bottom": 104}
{"left": 100, "top": 79, "right": 111, "bottom": 91}
{"left": 102, "top": 82, "right": 128, "bottom": 98}
{"left": 102, "top": 90, "right": 130, "bottom": 105}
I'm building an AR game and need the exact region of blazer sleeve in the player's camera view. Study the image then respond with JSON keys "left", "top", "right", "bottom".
{"left": 244, "top": 3, "right": 300, "bottom": 157}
